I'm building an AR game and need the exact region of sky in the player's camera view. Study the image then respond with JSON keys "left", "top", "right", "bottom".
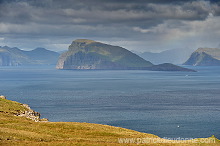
{"left": 0, "top": 0, "right": 220, "bottom": 52}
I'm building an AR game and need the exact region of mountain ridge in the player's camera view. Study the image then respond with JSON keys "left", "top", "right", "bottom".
{"left": 139, "top": 48, "right": 194, "bottom": 65}
{"left": 0, "top": 46, "right": 59, "bottom": 66}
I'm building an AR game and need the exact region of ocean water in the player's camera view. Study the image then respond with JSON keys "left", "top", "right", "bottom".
{"left": 0, "top": 66, "right": 219, "bottom": 139}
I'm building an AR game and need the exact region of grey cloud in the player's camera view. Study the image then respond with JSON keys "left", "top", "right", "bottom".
{"left": 0, "top": 0, "right": 217, "bottom": 25}
{"left": 0, "top": 0, "right": 220, "bottom": 52}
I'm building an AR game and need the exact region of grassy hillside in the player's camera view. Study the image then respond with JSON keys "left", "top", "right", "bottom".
{"left": 0, "top": 98, "right": 219, "bottom": 145}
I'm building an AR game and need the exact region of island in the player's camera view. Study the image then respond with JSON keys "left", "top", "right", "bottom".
{"left": 184, "top": 48, "right": 220, "bottom": 66}
{"left": 57, "top": 39, "right": 195, "bottom": 72}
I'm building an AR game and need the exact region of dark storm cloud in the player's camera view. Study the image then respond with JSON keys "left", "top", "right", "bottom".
{"left": 0, "top": 0, "right": 218, "bottom": 25}
{"left": 0, "top": 0, "right": 220, "bottom": 51}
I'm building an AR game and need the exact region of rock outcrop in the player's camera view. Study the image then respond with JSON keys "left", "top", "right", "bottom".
{"left": 16, "top": 104, "right": 48, "bottom": 122}
{"left": 0, "top": 95, "right": 6, "bottom": 99}
{"left": 15, "top": 104, "right": 41, "bottom": 122}
{"left": 184, "top": 48, "right": 220, "bottom": 66}
{"left": 0, "top": 95, "right": 48, "bottom": 122}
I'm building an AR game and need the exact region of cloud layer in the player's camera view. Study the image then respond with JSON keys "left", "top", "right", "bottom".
{"left": 0, "top": 0, "right": 220, "bottom": 52}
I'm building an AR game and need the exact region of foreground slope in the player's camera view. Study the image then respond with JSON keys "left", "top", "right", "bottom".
{"left": 184, "top": 48, "right": 220, "bottom": 66}
{"left": 57, "top": 39, "right": 195, "bottom": 71}
{"left": 0, "top": 97, "right": 218, "bottom": 145}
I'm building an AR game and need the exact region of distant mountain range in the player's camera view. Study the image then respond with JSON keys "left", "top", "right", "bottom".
{"left": 138, "top": 48, "right": 194, "bottom": 65}
{"left": 0, "top": 41, "right": 197, "bottom": 71}
{"left": 0, "top": 46, "right": 59, "bottom": 66}
{"left": 184, "top": 48, "right": 220, "bottom": 66}
{"left": 57, "top": 39, "right": 195, "bottom": 72}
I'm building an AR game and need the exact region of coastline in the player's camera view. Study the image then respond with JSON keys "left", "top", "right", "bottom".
{"left": 0, "top": 96, "right": 219, "bottom": 145}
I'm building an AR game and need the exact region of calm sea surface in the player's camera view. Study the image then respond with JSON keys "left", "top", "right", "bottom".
{"left": 0, "top": 66, "right": 219, "bottom": 139}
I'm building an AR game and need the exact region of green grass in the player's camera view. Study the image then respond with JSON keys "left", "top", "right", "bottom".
{"left": 0, "top": 98, "right": 219, "bottom": 145}
{"left": 0, "top": 98, "right": 28, "bottom": 114}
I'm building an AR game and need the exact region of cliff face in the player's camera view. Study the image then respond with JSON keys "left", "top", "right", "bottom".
{"left": 184, "top": 48, "right": 220, "bottom": 66}
{"left": 56, "top": 39, "right": 153, "bottom": 70}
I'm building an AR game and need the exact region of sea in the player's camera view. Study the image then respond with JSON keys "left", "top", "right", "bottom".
{"left": 0, "top": 65, "right": 219, "bottom": 139}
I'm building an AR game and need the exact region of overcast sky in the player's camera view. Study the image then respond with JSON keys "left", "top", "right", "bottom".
{"left": 0, "top": 0, "right": 220, "bottom": 52}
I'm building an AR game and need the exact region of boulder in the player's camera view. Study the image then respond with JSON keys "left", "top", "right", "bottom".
{"left": 0, "top": 95, "right": 6, "bottom": 99}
